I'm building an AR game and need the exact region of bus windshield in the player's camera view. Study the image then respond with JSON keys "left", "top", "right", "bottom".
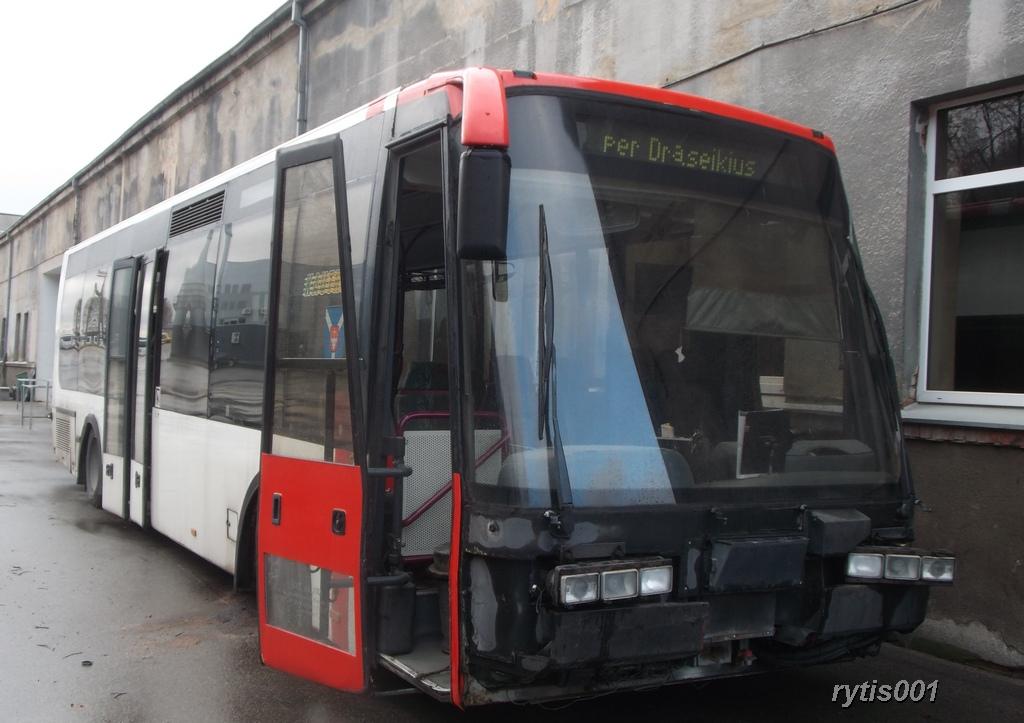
{"left": 461, "top": 93, "right": 900, "bottom": 508}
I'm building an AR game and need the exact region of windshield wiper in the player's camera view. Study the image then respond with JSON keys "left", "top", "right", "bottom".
{"left": 537, "top": 204, "right": 574, "bottom": 539}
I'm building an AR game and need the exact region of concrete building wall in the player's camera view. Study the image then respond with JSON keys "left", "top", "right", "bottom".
{"left": 1, "top": 0, "right": 1021, "bottom": 663}
{"left": 909, "top": 440, "right": 1024, "bottom": 666}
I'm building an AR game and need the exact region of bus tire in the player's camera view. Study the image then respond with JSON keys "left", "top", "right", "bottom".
{"left": 83, "top": 433, "right": 103, "bottom": 509}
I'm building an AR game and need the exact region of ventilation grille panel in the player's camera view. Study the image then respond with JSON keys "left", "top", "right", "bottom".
{"left": 169, "top": 191, "right": 225, "bottom": 237}
{"left": 54, "top": 412, "right": 74, "bottom": 471}
{"left": 54, "top": 415, "right": 71, "bottom": 454}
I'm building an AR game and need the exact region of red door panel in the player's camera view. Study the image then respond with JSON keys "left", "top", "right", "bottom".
{"left": 258, "top": 453, "right": 365, "bottom": 692}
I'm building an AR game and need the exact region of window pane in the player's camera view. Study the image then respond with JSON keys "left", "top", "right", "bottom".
{"left": 209, "top": 213, "right": 272, "bottom": 427}
{"left": 340, "top": 114, "right": 385, "bottom": 323}
{"left": 937, "top": 91, "right": 1024, "bottom": 179}
{"left": 133, "top": 264, "right": 153, "bottom": 463}
{"left": 79, "top": 267, "right": 108, "bottom": 395}
{"left": 159, "top": 227, "right": 220, "bottom": 416}
{"left": 270, "top": 158, "right": 354, "bottom": 463}
{"left": 928, "top": 181, "right": 1024, "bottom": 392}
{"left": 104, "top": 266, "right": 134, "bottom": 455}
{"left": 58, "top": 273, "right": 84, "bottom": 391}
{"left": 264, "top": 554, "right": 355, "bottom": 654}
{"left": 276, "top": 160, "right": 343, "bottom": 360}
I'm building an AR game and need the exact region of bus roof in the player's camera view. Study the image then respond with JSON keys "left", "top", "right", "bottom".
{"left": 391, "top": 67, "right": 836, "bottom": 152}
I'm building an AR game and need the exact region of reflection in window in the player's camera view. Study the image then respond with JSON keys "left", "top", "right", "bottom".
{"left": 58, "top": 273, "right": 85, "bottom": 391}
{"left": 104, "top": 266, "right": 134, "bottom": 455}
{"left": 937, "top": 91, "right": 1024, "bottom": 179}
{"left": 270, "top": 158, "right": 354, "bottom": 463}
{"left": 158, "top": 227, "right": 220, "bottom": 416}
{"left": 926, "top": 88, "right": 1024, "bottom": 398}
{"left": 340, "top": 113, "right": 385, "bottom": 325}
{"left": 928, "top": 181, "right": 1024, "bottom": 393}
{"left": 209, "top": 214, "right": 272, "bottom": 427}
{"left": 79, "top": 267, "right": 108, "bottom": 395}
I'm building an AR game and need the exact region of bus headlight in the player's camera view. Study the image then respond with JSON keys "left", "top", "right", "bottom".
{"left": 846, "top": 552, "right": 884, "bottom": 579}
{"left": 921, "top": 556, "right": 955, "bottom": 583}
{"left": 560, "top": 573, "right": 599, "bottom": 606}
{"left": 846, "top": 549, "right": 955, "bottom": 585}
{"left": 601, "top": 569, "right": 639, "bottom": 600}
{"left": 884, "top": 554, "right": 922, "bottom": 581}
{"left": 639, "top": 565, "right": 673, "bottom": 596}
{"left": 551, "top": 559, "right": 671, "bottom": 607}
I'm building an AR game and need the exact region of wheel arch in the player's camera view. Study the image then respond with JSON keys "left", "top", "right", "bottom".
{"left": 234, "top": 472, "right": 260, "bottom": 591}
{"left": 76, "top": 413, "right": 101, "bottom": 486}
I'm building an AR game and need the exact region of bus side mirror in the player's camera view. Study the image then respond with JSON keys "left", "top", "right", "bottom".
{"left": 457, "top": 149, "right": 511, "bottom": 261}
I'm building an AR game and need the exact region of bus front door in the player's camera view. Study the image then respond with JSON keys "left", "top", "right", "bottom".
{"left": 102, "top": 257, "right": 141, "bottom": 519}
{"left": 257, "top": 137, "right": 368, "bottom": 692}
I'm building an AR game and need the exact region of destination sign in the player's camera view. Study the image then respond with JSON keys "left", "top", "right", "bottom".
{"left": 302, "top": 269, "right": 342, "bottom": 298}
{"left": 579, "top": 119, "right": 764, "bottom": 180}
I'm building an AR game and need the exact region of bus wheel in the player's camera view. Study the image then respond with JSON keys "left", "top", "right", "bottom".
{"left": 84, "top": 434, "right": 103, "bottom": 509}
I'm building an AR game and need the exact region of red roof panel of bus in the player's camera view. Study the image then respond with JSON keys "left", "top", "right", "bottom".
{"left": 386, "top": 67, "right": 836, "bottom": 153}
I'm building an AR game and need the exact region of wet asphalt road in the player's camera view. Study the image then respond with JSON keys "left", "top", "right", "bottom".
{"left": 1, "top": 400, "right": 1022, "bottom": 722}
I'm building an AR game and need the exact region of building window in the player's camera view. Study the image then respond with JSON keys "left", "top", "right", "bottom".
{"left": 14, "top": 313, "right": 21, "bottom": 361}
{"left": 920, "top": 87, "right": 1024, "bottom": 406}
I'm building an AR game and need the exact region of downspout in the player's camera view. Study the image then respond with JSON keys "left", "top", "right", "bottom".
{"left": 2, "top": 231, "right": 11, "bottom": 384}
{"left": 72, "top": 175, "right": 81, "bottom": 245}
{"left": 291, "top": 0, "right": 310, "bottom": 136}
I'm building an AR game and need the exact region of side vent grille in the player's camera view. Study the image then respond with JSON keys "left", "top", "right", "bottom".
{"left": 54, "top": 415, "right": 71, "bottom": 455}
{"left": 169, "top": 191, "right": 225, "bottom": 237}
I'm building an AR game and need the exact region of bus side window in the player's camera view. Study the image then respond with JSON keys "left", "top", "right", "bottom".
{"left": 158, "top": 226, "right": 221, "bottom": 417}
{"left": 209, "top": 213, "right": 272, "bottom": 427}
{"left": 79, "top": 266, "right": 109, "bottom": 395}
{"left": 58, "top": 271, "right": 86, "bottom": 392}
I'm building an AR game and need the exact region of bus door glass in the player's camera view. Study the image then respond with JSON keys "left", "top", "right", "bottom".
{"left": 102, "top": 257, "right": 140, "bottom": 518}
{"left": 258, "top": 136, "right": 368, "bottom": 692}
{"left": 129, "top": 257, "right": 159, "bottom": 527}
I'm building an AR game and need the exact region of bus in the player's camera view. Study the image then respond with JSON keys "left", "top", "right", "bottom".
{"left": 52, "top": 67, "right": 956, "bottom": 706}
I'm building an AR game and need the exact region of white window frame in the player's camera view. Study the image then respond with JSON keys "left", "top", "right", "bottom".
{"left": 917, "top": 85, "right": 1024, "bottom": 408}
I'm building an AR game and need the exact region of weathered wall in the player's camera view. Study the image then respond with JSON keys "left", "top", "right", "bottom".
{"left": 908, "top": 440, "right": 1024, "bottom": 666}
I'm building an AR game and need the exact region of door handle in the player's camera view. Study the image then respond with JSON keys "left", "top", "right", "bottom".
{"left": 105, "top": 463, "right": 114, "bottom": 478}
{"left": 331, "top": 509, "right": 346, "bottom": 535}
{"left": 271, "top": 493, "right": 282, "bottom": 525}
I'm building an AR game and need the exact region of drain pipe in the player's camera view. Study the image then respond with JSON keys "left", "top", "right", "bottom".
{"left": 292, "top": 0, "right": 310, "bottom": 136}
{"left": 2, "top": 230, "right": 11, "bottom": 384}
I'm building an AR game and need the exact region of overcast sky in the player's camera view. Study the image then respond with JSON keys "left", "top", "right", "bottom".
{"left": 0, "top": 0, "right": 287, "bottom": 216}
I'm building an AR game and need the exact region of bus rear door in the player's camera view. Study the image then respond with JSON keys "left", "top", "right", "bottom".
{"left": 257, "top": 136, "right": 369, "bottom": 692}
